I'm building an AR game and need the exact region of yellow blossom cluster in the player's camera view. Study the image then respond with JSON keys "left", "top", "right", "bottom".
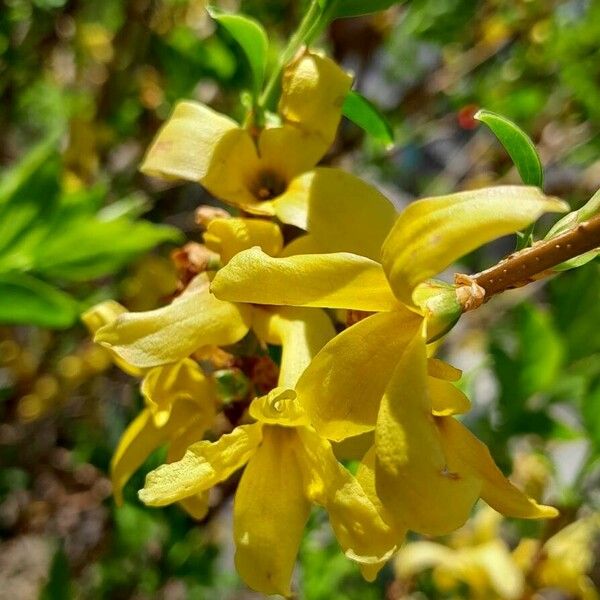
{"left": 84, "top": 50, "right": 567, "bottom": 596}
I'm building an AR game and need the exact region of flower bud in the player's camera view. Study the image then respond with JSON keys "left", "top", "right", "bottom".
{"left": 413, "top": 280, "right": 464, "bottom": 342}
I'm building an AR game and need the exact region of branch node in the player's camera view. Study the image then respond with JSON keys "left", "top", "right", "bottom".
{"left": 454, "top": 274, "right": 486, "bottom": 312}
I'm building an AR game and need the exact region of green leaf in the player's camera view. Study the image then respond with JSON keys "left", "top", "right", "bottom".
{"left": 33, "top": 218, "right": 181, "bottom": 281}
{"left": 208, "top": 8, "right": 268, "bottom": 99}
{"left": 320, "top": 0, "right": 403, "bottom": 18}
{"left": 0, "top": 135, "right": 59, "bottom": 206}
{"left": 0, "top": 145, "right": 61, "bottom": 267}
{"left": 342, "top": 91, "right": 394, "bottom": 147}
{"left": 40, "top": 545, "right": 72, "bottom": 600}
{"left": 475, "top": 109, "right": 543, "bottom": 187}
{"left": 0, "top": 272, "right": 79, "bottom": 328}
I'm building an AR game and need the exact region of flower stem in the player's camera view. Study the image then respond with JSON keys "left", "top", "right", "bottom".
{"left": 258, "top": 0, "right": 324, "bottom": 113}
{"left": 455, "top": 214, "right": 600, "bottom": 310}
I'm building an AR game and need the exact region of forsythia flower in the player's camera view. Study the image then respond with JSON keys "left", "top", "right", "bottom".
{"left": 92, "top": 218, "right": 336, "bottom": 389}
{"left": 140, "top": 49, "right": 358, "bottom": 226}
{"left": 514, "top": 514, "right": 600, "bottom": 600}
{"left": 396, "top": 509, "right": 600, "bottom": 600}
{"left": 138, "top": 387, "right": 398, "bottom": 596}
{"left": 395, "top": 507, "right": 525, "bottom": 599}
{"left": 211, "top": 186, "right": 566, "bottom": 535}
{"left": 83, "top": 301, "right": 216, "bottom": 519}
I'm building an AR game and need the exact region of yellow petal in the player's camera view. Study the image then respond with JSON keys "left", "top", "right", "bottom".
{"left": 258, "top": 125, "right": 328, "bottom": 184}
{"left": 375, "top": 328, "right": 482, "bottom": 536}
{"left": 252, "top": 306, "right": 335, "bottom": 388}
{"left": 381, "top": 186, "right": 568, "bottom": 305}
{"left": 296, "top": 310, "right": 421, "bottom": 441}
{"left": 95, "top": 274, "right": 252, "bottom": 368}
{"left": 234, "top": 426, "right": 310, "bottom": 597}
{"left": 211, "top": 247, "right": 398, "bottom": 312}
{"left": 166, "top": 422, "right": 213, "bottom": 521}
{"left": 111, "top": 399, "right": 206, "bottom": 506}
{"left": 270, "top": 168, "right": 397, "bottom": 260}
{"left": 279, "top": 50, "right": 352, "bottom": 149}
{"left": 81, "top": 299, "right": 127, "bottom": 333}
{"left": 141, "top": 358, "right": 214, "bottom": 427}
{"left": 203, "top": 217, "right": 283, "bottom": 265}
{"left": 139, "top": 424, "right": 262, "bottom": 506}
{"left": 249, "top": 387, "right": 310, "bottom": 428}
{"left": 436, "top": 417, "right": 558, "bottom": 519}
{"left": 295, "top": 427, "right": 399, "bottom": 579}
{"left": 141, "top": 101, "right": 260, "bottom": 209}
{"left": 82, "top": 300, "right": 143, "bottom": 376}
{"left": 428, "top": 358, "right": 462, "bottom": 381}
{"left": 471, "top": 540, "right": 525, "bottom": 599}
{"left": 429, "top": 377, "right": 471, "bottom": 416}
{"left": 394, "top": 540, "right": 455, "bottom": 578}
{"left": 178, "top": 494, "right": 210, "bottom": 521}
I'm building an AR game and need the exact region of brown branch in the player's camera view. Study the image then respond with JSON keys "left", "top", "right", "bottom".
{"left": 455, "top": 214, "right": 600, "bottom": 310}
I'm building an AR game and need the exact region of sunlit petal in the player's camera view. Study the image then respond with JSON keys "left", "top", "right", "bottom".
{"left": 375, "top": 328, "right": 482, "bottom": 536}
{"left": 211, "top": 247, "right": 397, "bottom": 311}
{"left": 258, "top": 125, "right": 328, "bottom": 183}
{"left": 436, "top": 417, "right": 558, "bottom": 519}
{"left": 428, "top": 377, "right": 471, "bottom": 416}
{"left": 141, "top": 358, "right": 214, "bottom": 427}
{"left": 203, "top": 217, "right": 283, "bottom": 264}
{"left": 141, "top": 101, "right": 260, "bottom": 209}
{"left": 252, "top": 305, "right": 335, "bottom": 388}
{"left": 271, "top": 168, "right": 397, "bottom": 260}
{"left": 381, "top": 186, "right": 568, "bottom": 305}
{"left": 279, "top": 50, "right": 352, "bottom": 150}
{"left": 249, "top": 388, "right": 310, "bottom": 428}
{"left": 111, "top": 399, "right": 206, "bottom": 506}
{"left": 81, "top": 300, "right": 143, "bottom": 376}
{"left": 96, "top": 274, "right": 252, "bottom": 368}
{"left": 296, "top": 310, "right": 421, "bottom": 441}
{"left": 139, "top": 424, "right": 262, "bottom": 506}
{"left": 234, "top": 427, "right": 310, "bottom": 597}
{"left": 295, "top": 427, "right": 399, "bottom": 580}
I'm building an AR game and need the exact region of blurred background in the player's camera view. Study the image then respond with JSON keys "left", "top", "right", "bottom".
{"left": 1, "top": 0, "right": 599, "bottom": 598}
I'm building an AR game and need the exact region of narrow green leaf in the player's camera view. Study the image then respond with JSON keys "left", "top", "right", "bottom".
{"left": 208, "top": 8, "right": 268, "bottom": 99}
{"left": 342, "top": 90, "right": 394, "bottom": 147}
{"left": 0, "top": 134, "right": 59, "bottom": 206}
{"left": 33, "top": 218, "right": 181, "bottom": 281}
{"left": 0, "top": 272, "right": 79, "bottom": 328}
{"left": 475, "top": 109, "right": 543, "bottom": 187}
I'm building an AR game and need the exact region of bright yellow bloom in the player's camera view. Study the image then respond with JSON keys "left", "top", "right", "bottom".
{"left": 83, "top": 301, "right": 216, "bottom": 519}
{"left": 395, "top": 507, "right": 525, "bottom": 599}
{"left": 211, "top": 186, "right": 566, "bottom": 534}
{"left": 140, "top": 50, "right": 354, "bottom": 222}
{"left": 93, "top": 218, "right": 336, "bottom": 393}
{"left": 514, "top": 514, "right": 600, "bottom": 600}
{"left": 138, "top": 387, "right": 398, "bottom": 596}
{"left": 396, "top": 509, "right": 600, "bottom": 600}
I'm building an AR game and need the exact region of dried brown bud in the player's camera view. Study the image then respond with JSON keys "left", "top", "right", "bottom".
{"left": 195, "top": 205, "right": 231, "bottom": 229}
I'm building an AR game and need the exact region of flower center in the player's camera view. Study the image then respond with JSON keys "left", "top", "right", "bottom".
{"left": 251, "top": 170, "right": 287, "bottom": 201}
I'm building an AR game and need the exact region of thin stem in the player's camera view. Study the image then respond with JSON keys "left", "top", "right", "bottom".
{"left": 455, "top": 214, "right": 600, "bottom": 310}
{"left": 258, "top": 0, "right": 323, "bottom": 113}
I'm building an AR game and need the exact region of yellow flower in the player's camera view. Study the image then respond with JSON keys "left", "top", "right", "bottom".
{"left": 395, "top": 507, "right": 525, "bottom": 599}
{"left": 140, "top": 50, "right": 353, "bottom": 221}
{"left": 514, "top": 514, "right": 600, "bottom": 600}
{"left": 138, "top": 387, "right": 398, "bottom": 597}
{"left": 93, "top": 218, "right": 337, "bottom": 391}
{"left": 211, "top": 186, "right": 566, "bottom": 534}
{"left": 83, "top": 301, "right": 217, "bottom": 519}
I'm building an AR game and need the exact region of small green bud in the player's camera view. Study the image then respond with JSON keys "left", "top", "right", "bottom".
{"left": 413, "top": 279, "right": 463, "bottom": 343}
